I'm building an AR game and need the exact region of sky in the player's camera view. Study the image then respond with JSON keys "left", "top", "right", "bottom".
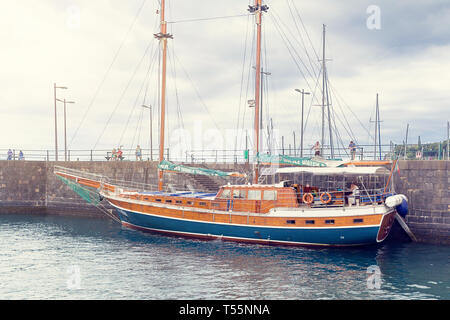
{"left": 0, "top": 0, "right": 449, "bottom": 160}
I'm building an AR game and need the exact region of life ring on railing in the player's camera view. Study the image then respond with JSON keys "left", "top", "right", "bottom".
{"left": 320, "top": 192, "right": 332, "bottom": 204}
{"left": 302, "top": 193, "right": 314, "bottom": 204}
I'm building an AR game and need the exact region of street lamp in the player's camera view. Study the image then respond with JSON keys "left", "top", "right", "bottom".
{"left": 57, "top": 98, "right": 75, "bottom": 161}
{"left": 295, "top": 88, "right": 310, "bottom": 157}
{"left": 142, "top": 104, "right": 153, "bottom": 161}
{"left": 54, "top": 84, "right": 68, "bottom": 161}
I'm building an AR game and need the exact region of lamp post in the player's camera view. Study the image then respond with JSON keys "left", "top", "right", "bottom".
{"left": 295, "top": 88, "right": 310, "bottom": 157}
{"left": 142, "top": 104, "right": 153, "bottom": 161}
{"left": 57, "top": 98, "right": 75, "bottom": 161}
{"left": 54, "top": 84, "right": 68, "bottom": 161}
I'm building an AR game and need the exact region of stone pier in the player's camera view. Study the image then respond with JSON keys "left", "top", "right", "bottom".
{"left": 394, "top": 160, "right": 449, "bottom": 245}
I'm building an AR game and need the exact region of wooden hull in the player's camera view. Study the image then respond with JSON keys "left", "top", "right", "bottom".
{"left": 107, "top": 196, "right": 396, "bottom": 247}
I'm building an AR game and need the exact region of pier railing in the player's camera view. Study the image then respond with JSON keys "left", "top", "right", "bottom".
{"left": 3, "top": 142, "right": 449, "bottom": 163}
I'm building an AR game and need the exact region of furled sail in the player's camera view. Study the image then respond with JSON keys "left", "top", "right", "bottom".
{"left": 158, "top": 160, "right": 246, "bottom": 178}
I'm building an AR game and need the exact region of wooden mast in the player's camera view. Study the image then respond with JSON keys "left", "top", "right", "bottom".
{"left": 251, "top": 0, "right": 267, "bottom": 184}
{"left": 155, "top": 0, "right": 172, "bottom": 191}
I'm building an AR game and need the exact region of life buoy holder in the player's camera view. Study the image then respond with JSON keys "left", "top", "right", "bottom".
{"left": 302, "top": 193, "right": 314, "bottom": 204}
{"left": 320, "top": 192, "right": 332, "bottom": 204}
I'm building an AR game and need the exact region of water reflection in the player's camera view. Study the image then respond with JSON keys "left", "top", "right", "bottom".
{"left": 0, "top": 214, "right": 448, "bottom": 300}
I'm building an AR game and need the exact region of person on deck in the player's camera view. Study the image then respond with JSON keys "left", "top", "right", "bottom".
{"left": 348, "top": 182, "right": 360, "bottom": 206}
{"left": 7, "top": 149, "right": 13, "bottom": 160}
{"left": 111, "top": 148, "right": 117, "bottom": 161}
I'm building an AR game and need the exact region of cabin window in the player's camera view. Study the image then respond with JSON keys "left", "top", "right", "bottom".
{"left": 248, "top": 190, "right": 262, "bottom": 200}
{"left": 286, "top": 220, "right": 296, "bottom": 224}
{"left": 219, "top": 189, "right": 231, "bottom": 199}
{"left": 175, "top": 200, "right": 182, "bottom": 204}
{"left": 155, "top": 199, "right": 162, "bottom": 202}
{"left": 144, "top": 197, "right": 149, "bottom": 200}
{"left": 263, "top": 190, "right": 277, "bottom": 201}
{"left": 199, "top": 202, "right": 207, "bottom": 206}
{"left": 165, "top": 199, "right": 172, "bottom": 203}
{"left": 353, "top": 218, "right": 364, "bottom": 223}
{"left": 325, "top": 219, "right": 335, "bottom": 225}
{"left": 233, "top": 189, "right": 246, "bottom": 199}
{"left": 305, "top": 220, "right": 315, "bottom": 225}
{"left": 212, "top": 202, "right": 220, "bottom": 207}
{"left": 186, "top": 201, "right": 193, "bottom": 205}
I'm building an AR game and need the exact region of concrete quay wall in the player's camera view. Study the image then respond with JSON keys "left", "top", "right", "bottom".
{"left": 394, "top": 160, "right": 449, "bottom": 245}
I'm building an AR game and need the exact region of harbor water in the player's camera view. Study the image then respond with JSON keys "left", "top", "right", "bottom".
{"left": 0, "top": 213, "right": 448, "bottom": 300}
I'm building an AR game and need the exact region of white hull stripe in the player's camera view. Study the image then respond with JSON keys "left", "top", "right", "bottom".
{"left": 110, "top": 201, "right": 382, "bottom": 230}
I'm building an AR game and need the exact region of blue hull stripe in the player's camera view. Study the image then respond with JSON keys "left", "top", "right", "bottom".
{"left": 115, "top": 207, "right": 381, "bottom": 246}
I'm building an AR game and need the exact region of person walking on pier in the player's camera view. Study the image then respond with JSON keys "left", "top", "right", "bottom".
{"left": 135, "top": 145, "right": 142, "bottom": 161}
{"left": 349, "top": 141, "right": 357, "bottom": 160}
{"left": 7, "top": 149, "right": 13, "bottom": 160}
{"left": 117, "top": 146, "right": 124, "bottom": 161}
{"left": 311, "top": 141, "right": 321, "bottom": 157}
{"left": 18, "top": 150, "right": 24, "bottom": 160}
{"left": 111, "top": 148, "right": 117, "bottom": 161}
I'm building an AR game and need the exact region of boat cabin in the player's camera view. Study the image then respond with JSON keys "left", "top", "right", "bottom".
{"left": 214, "top": 184, "right": 298, "bottom": 213}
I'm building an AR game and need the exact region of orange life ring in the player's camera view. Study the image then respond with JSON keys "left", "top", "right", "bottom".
{"left": 302, "top": 193, "right": 314, "bottom": 204}
{"left": 320, "top": 192, "right": 332, "bottom": 204}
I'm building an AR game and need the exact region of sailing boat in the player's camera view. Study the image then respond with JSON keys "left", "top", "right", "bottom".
{"left": 55, "top": 0, "right": 408, "bottom": 246}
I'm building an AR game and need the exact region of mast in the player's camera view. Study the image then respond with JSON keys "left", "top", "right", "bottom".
{"left": 372, "top": 93, "right": 382, "bottom": 160}
{"left": 374, "top": 94, "right": 378, "bottom": 160}
{"left": 249, "top": 0, "right": 268, "bottom": 184}
{"left": 325, "top": 68, "right": 334, "bottom": 158}
{"left": 377, "top": 94, "right": 382, "bottom": 160}
{"left": 155, "top": 0, "right": 173, "bottom": 191}
{"left": 321, "top": 24, "right": 326, "bottom": 157}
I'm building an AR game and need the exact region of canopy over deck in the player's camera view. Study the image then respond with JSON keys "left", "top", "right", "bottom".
{"left": 275, "top": 166, "right": 390, "bottom": 175}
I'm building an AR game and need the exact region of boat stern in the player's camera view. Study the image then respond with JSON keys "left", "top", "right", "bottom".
{"left": 376, "top": 210, "right": 396, "bottom": 242}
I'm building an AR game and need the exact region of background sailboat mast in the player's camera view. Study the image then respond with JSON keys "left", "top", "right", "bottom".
{"left": 156, "top": 0, "right": 172, "bottom": 191}
{"left": 321, "top": 24, "right": 326, "bottom": 157}
{"left": 253, "top": 0, "right": 263, "bottom": 184}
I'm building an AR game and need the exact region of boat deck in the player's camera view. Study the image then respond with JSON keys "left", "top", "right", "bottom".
{"left": 139, "top": 191, "right": 217, "bottom": 199}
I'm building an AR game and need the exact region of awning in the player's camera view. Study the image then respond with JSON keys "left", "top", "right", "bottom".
{"left": 275, "top": 166, "right": 390, "bottom": 175}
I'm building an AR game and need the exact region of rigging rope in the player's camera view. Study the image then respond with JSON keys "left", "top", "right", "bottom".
{"left": 92, "top": 38, "right": 155, "bottom": 150}
{"left": 234, "top": 13, "right": 252, "bottom": 153}
{"left": 69, "top": 0, "right": 148, "bottom": 149}
{"left": 172, "top": 51, "right": 222, "bottom": 133}
{"left": 167, "top": 13, "right": 253, "bottom": 24}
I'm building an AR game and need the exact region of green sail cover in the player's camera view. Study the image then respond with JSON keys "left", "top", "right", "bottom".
{"left": 56, "top": 175, "right": 101, "bottom": 205}
{"left": 158, "top": 160, "right": 244, "bottom": 177}
{"left": 258, "top": 154, "right": 327, "bottom": 167}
